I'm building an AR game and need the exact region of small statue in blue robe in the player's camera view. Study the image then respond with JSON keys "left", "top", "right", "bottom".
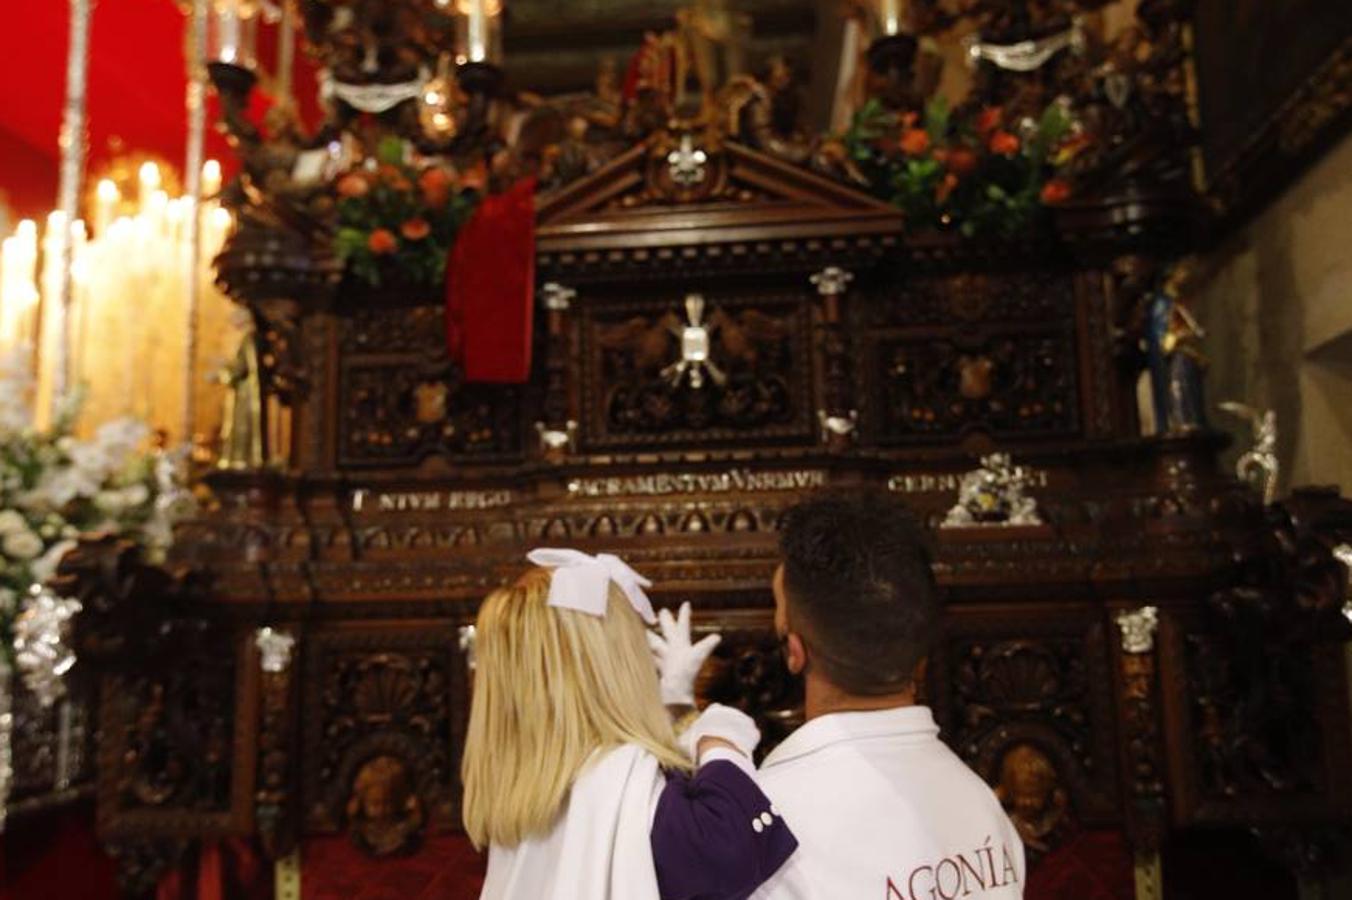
{"left": 1144, "top": 262, "right": 1208, "bottom": 434}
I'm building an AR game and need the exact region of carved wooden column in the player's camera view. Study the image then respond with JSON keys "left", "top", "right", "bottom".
{"left": 1115, "top": 605, "right": 1166, "bottom": 900}
{"left": 535, "top": 281, "right": 578, "bottom": 462}
{"left": 810, "top": 265, "right": 857, "bottom": 452}
{"left": 254, "top": 627, "right": 298, "bottom": 859}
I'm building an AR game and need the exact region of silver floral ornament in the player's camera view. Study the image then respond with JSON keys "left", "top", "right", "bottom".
{"left": 12, "top": 585, "right": 83, "bottom": 708}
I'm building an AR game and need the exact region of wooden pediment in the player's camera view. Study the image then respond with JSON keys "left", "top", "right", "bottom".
{"left": 535, "top": 138, "right": 902, "bottom": 253}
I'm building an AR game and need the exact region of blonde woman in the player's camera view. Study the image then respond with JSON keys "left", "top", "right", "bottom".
{"left": 462, "top": 548, "right": 796, "bottom": 900}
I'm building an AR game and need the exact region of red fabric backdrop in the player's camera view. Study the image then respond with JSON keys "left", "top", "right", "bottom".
{"left": 300, "top": 834, "right": 486, "bottom": 900}
{"left": 0, "top": 0, "right": 319, "bottom": 220}
{"left": 0, "top": 802, "right": 118, "bottom": 900}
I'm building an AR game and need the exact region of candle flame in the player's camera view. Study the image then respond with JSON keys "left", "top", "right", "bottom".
{"left": 139, "top": 161, "right": 162, "bottom": 189}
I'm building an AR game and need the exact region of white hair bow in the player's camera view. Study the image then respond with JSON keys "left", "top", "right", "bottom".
{"left": 526, "top": 548, "right": 657, "bottom": 624}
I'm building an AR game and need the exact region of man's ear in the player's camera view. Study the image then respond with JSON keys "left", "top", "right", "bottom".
{"left": 784, "top": 631, "right": 809, "bottom": 676}
{"left": 911, "top": 656, "right": 928, "bottom": 695}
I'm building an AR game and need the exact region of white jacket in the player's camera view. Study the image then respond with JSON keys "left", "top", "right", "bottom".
{"left": 750, "top": 706, "right": 1025, "bottom": 900}
{"left": 480, "top": 744, "right": 664, "bottom": 900}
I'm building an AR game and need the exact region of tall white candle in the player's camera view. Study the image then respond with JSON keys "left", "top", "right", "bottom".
{"left": 202, "top": 159, "right": 222, "bottom": 198}
{"left": 467, "top": 0, "right": 487, "bottom": 63}
{"left": 94, "top": 178, "right": 119, "bottom": 236}
{"left": 139, "top": 162, "right": 162, "bottom": 213}
{"left": 0, "top": 221, "right": 40, "bottom": 349}
{"left": 216, "top": 6, "right": 241, "bottom": 64}
{"left": 878, "top": 0, "right": 902, "bottom": 35}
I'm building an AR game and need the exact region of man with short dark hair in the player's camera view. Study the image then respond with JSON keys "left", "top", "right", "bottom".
{"left": 750, "top": 493, "right": 1025, "bottom": 899}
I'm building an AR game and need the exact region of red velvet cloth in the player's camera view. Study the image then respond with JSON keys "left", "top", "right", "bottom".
{"left": 0, "top": 801, "right": 118, "bottom": 900}
{"left": 1025, "top": 829, "right": 1134, "bottom": 900}
{"left": 300, "top": 834, "right": 486, "bottom": 900}
{"left": 445, "top": 178, "right": 537, "bottom": 384}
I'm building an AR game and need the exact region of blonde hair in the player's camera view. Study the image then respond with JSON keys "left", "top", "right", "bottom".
{"left": 460, "top": 567, "right": 690, "bottom": 849}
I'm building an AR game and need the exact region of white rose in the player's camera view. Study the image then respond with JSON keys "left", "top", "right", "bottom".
{"left": 3, "top": 528, "right": 44, "bottom": 560}
{"left": 122, "top": 483, "right": 151, "bottom": 508}
{"left": 0, "top": 509, "right": 27, "bottom": 534}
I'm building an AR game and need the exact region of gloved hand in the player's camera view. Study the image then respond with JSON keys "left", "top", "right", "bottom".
{"left": 679, "top": 703, "right": 761, "bottom": 762}
{"left": 647, "top": 601, "right": 721, "bottom": 707}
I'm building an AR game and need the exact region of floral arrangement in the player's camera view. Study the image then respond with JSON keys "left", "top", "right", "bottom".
{"left": 840, "top": 97, "right": 1086, "bottom": 238}
{"left": 333, "top": 138, "right": 481, "bottom": 289}
{"left": 941, "top": 453, "right": 1043, "bottom": 528}
{"left": 0, "top": 347, "right": 193, "bottom": 680}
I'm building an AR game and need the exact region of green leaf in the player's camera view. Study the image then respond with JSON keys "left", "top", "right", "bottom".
{"left": 334, "top": 227, "right": 367, "bottom": 259}
{"left": 924, "top": 95, "right": 951, "bottom": 142}
{"left": 376, "top": 136, "right": 407, "bottom": 167}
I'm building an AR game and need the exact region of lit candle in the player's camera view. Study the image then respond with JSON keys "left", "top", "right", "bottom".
{"left": 36, "top": 212, "right": 69, "bottom": 419}
{"left": 456, "top": 0, "right": 501, "bottom": 63}
{"left": 878, "top": 0, "right": 902, "bottom": 35}
{"left": 95, "top": 178, "right": 119, "bottom": 236}
{"left": 202, "top": 159, "right": 222, "bottom": 198}
{"left": 468, "top": 0, "right": 487, "bottom": 63}
{"left": 209, "top": 207, "right": 234, "bottom": 250}
{"left": 0, "top": 222, "right": 40, "bottom": 348}
{"left": 139, "top": 162, "right": 161, "bottom": 213}
{"left": 216, "top": 5, "right": 241, "bottom": 64}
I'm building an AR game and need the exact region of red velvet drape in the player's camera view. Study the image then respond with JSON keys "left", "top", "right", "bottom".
{"left": 445, "top": 178, "right": 537, "bottom": 384}
{"left": 1, "top": 802, "right": 118, "bottom": 900}
{"left": 299, "top": 834, "right": 486, "bottom": 900}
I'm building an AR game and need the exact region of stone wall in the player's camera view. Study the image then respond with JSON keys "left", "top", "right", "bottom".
{"left": 1193, "top": 132, "right": 1352, "bottom": 494}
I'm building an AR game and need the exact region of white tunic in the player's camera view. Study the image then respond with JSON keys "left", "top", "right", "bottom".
{"left": 750, "top": 706, "right": 1025, "bottom": 900}
{"left": 480, "top": 744, "right": 664, "bottom": 900}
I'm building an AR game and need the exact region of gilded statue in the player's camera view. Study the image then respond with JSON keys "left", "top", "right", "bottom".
{"left": 215, "top": 327, "right": 266, "bottom": 470}
{"left": 674, "top": 0, "right": 751, "bottom": 117}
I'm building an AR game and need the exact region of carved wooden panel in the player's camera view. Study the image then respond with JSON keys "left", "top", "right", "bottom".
{"left": 336, "top": 303, "right": 524, "bottom": 467}
{"left": 860, "top": 272, "right": 1081, "bottom": 444}
{"left": 694, "top": 611, "right": 804, "bottom": 760}
{"left": 1165, "top": 627, "right": 1352, "bottom": 827}
{"left": 928, "top": 607, "right": 1119, "bottom": 844}
{"left": 300, "top": 627, "right": 469, "bottom": 848}
{"left": 578, "top": 288, "right": 814, "bottom": 449}
{"left": 96, "top": 634, "right": 256, "bottom": 839}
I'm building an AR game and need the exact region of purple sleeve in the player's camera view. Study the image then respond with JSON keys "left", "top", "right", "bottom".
{"left": 650, "top": 760, "right": 797, "bottom": 900}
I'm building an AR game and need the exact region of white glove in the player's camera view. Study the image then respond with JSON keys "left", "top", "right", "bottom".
{"left": 679, "top": 703, "right": 761, "bottom": 762}
{"left": 647, "top": 601, "right": 721, "bottom": 707}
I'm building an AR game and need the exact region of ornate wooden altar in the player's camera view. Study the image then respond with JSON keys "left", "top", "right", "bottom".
{"left": 37, "top": 2, "right": 1352, "bottom": 898}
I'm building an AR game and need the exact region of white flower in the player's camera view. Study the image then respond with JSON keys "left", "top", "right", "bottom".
{"left": 69, "top": 442, "right": 113, "bottom": 477}
{"left": 30, "top": 538, "right": 77, "bottom": 584}
{"left": 122, "top": 483, "right": 151, "bottom": 508}
{"left": 3, "top": 528, "right": 44, "bottom": 560}
{"left": 0, "top": 509, "right": 27, "bottom": 534}
{"left": 27, "top": 466, "right": 102, "bottom": 509}
{"left": 93, "top": 490, "right": 128, "bottom": 514}
{"left": 93, "top": 418, "right": 149, "bottom": 469}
